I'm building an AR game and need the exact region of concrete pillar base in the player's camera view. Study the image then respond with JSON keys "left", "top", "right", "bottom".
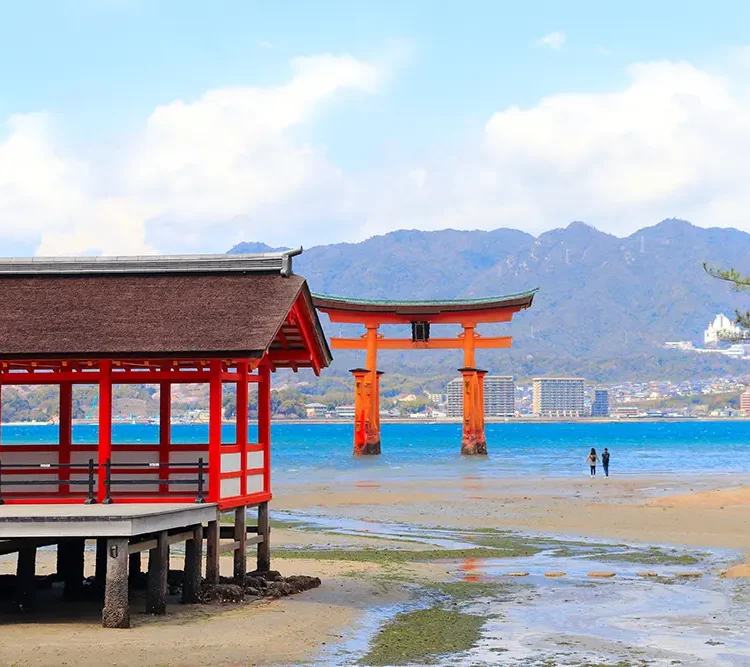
{"left": 102, "top": 538, "right": 129, "bottom": 629}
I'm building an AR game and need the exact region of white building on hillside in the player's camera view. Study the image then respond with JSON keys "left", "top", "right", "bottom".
{"left": 704, "top": 314, "right": 742, "bottom": 346}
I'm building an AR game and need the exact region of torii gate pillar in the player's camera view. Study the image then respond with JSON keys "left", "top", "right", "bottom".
{"left": 459, "top": 367, "right": 488, "bottom": 455}
{"left": 350, "top": 367, "right": 382, "bottom": 456}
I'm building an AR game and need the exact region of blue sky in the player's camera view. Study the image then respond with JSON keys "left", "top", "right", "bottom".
{"left": 1, "top": 1, "right": 750, "bottom": 255}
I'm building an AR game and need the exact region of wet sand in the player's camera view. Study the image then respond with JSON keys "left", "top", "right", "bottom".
{"left": 0, "top": 552, "right": 409, "bottom": 667}
{"left": 276, "top": 474, "right": 750, "bottom": 552}
{"left": 1, "top": 474, "right": 749, "bottom": 665}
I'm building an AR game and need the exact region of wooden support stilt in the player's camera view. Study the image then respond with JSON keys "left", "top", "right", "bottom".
{"left": 61, "top": 538, "right": 85, "bottom": 601}
{"left": 205, "top": 519, "right": 220, "bottom": 584}
{"left": 95, "top": 537, "right": 107, "bottom": 591}
{"left": 102, "top": 537, "right": 130, "bottom": 628}
{"left": 182, "top": 523, "right": 203, "bottom": 604}
{"left": 128, "top": 552, "right": 141, "bottom": 581}
{"left": 146, "top": 531, "right": 168, "bottom": 615}
{"left": 256, "top": 502, "right": 270, "bottom": 572}
{"left": 56, "top": 541, "right": 65, "bottom": 581}
{"left": 233, "top": 506, "right": 247, "bottom": 579}
{"left": 14, "top": 546, "right": 37, "bottom": 612}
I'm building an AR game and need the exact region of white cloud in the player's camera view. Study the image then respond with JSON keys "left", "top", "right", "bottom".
{"left": 0, "top": 54, "right": 381, "bottom": 255}
{"left": 359, "top": 58, "right": 750, "bottom": 239}
{"left": 534, "top": 31, "right": 566, "bottom": 51}
{"left": 5, "top": 51, "right": 750, "bottom": 255}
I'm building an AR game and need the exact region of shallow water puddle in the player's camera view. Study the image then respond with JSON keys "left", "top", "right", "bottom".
{"left": 275, "top": 510, "right": 482, "bottom": 549}
{"left": 451, "top": 553, "right": 750, "bottom": 666}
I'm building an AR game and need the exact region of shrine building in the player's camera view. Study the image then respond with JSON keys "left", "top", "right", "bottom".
{"left": 0, "top": 251, "right": 331, "bottom": 627}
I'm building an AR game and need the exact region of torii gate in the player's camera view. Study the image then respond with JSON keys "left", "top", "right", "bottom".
{"left": 312, "top": 290, "right": 537, "bottom": 455}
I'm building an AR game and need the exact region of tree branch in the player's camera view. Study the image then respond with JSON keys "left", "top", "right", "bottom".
{"left": 703, "top": 263, "right": 750, "bottom": 291}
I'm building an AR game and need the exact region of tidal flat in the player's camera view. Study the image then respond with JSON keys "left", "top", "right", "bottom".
{"left": 273, "top": 510, "right": 750, "bottom": 666}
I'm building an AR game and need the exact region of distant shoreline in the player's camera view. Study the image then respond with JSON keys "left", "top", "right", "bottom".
{"left": 1, "top": 416, "right": 749, "bottom": 427}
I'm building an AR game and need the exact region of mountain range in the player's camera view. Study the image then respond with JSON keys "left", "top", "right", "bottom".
{"left": 229, "top": 220, "right": 750, "bottom": 382}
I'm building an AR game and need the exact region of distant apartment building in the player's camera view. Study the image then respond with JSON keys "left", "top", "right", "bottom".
{"left": 335, "top": 405, "right": 356, "bottom": 419}
{"left": 304, "top": 402, "right": 328, "bottom": 418}
{"left": 446, "top": 375, "right": 515, "bottom": 417}
{"left": 532, "top": 377, "right": 585, "bottom": 417}
{"left": 591, "top": 389, "right": 609, "bottom": 417}
{"left": 741, "top": 388, "right": 750, "bottom": 417}
{"left": 447, "top": 378, "right": 463, "bottom": 417}
{"left": 484, "top": 376, "right": 515, "bottom": 417}
{"left": 613, "top": 406, "right": 639, "bottom": 418}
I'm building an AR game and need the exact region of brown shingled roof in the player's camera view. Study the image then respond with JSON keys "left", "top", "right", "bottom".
{"left": 0, "top": 272, "right": 330, "bottom": 364}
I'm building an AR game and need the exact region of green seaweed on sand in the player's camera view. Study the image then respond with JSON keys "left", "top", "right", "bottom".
{"left": 274, "top": 544, "right": 541, "bottom": 563}
{"left": 360, "top": 608, "right": 486, "bottom": 666}
{"left": 594, "top": 548, "right": 701, "bottom": 566}
{"left": 432, "top": 580, "right": 521, "bottom": 604}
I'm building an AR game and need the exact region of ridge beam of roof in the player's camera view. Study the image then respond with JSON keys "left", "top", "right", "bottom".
{"left": 0, "top": 248, "right": 303, "bottom": 277}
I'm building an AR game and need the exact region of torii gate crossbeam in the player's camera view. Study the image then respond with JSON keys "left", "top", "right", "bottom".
{"left": 313, "top": 290, "right": 537, "bottom": 456}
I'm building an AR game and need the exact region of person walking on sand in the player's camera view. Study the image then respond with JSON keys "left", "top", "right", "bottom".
{"left": 586, "top": 448, "right": 599, "bottom": 477}
{"left": 602, "top": 448, "right": 610, "bottom": 478}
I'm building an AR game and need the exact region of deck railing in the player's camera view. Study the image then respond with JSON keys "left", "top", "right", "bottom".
{"left": 0, "top": 459, "right": 97, "bottom": 505}
{"left": 101, "top": 458, "right": 206, "bottom": 504}
{"left": 0, "top": 457, "right": 206, "bottom": 505}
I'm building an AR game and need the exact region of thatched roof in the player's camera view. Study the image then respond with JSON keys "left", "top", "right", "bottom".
{"left": 0, "top": 254, "right": 331, "bottom": 370}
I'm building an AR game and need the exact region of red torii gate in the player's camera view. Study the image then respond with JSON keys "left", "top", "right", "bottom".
{"left": 312, "top": 291, "right": 536, "bottom": 455}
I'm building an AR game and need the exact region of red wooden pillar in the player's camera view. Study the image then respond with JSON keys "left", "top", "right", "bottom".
{"left": 236, "top": 362, "right": 249, "bottom": 497}
{"left": 350, "top": 368, "right": 369, "bottom": 456}
{"left": 97, "top": 361, "right": 113, "bottom": 503}
{"left": 258, "top": 363, "right": 271, "bottom": 494}
{"left": 375, "top": 370, "right": 384, "bottom": 443}
{"left": 158, "top": 381, "right": 171, "bottom": 495}
{"left": 459, "top": 367, "right": 487, "bottom": 456}
{"left": 476, "top": 369, "right": 488, "bottom": 454}
{"left": 0, "top": 383, "right": 3, "bottom": 446}
{"left": 59, "top": 383, "right": 73, "bottom": 495}
{"left": 364, "top": 325, "right": 382, "bottom": 453}
{"left": 208, "top": 360, "right": 223, "bottom": 503}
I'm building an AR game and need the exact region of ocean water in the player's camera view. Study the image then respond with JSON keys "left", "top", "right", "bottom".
{"left": 1, "top": 420, "right": 749, "bottom": 483}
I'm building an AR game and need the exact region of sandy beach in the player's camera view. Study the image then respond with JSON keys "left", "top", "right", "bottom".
{"left": 1, "top": 474, "right": 749, "bottom": 666}
{"left": 275, "top": 473, "right": 750, "bottom": 551}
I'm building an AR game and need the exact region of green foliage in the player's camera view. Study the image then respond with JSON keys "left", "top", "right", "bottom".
{"left": 704, "top": 263, "right": 750, "bottom": 329}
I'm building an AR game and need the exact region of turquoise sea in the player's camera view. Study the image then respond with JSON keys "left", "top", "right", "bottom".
{"left": 1, "top": 420, "right": 748, "bottom": 483}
